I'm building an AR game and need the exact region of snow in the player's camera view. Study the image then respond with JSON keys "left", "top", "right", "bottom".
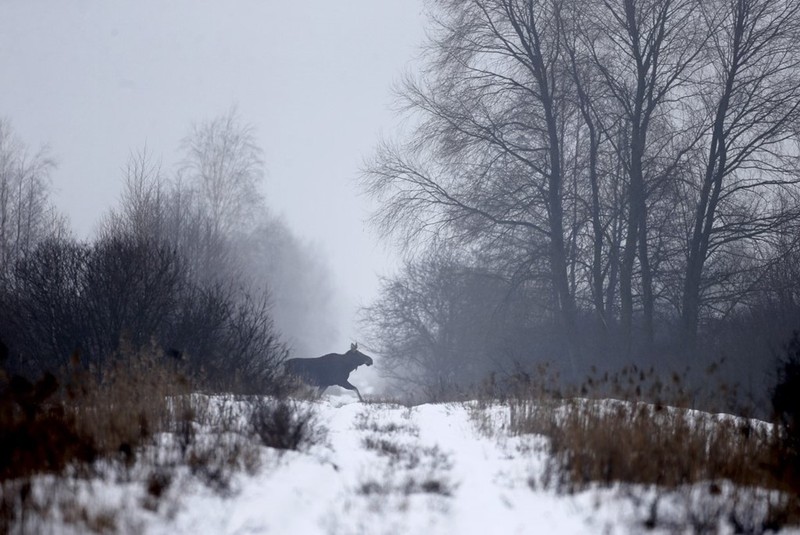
{"left": 17, "top": 394, "right": 800, "bottom": 534}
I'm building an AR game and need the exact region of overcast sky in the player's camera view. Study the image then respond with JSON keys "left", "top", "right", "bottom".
{"left": 0, "top": 1, "right": 426, "bottom": 351}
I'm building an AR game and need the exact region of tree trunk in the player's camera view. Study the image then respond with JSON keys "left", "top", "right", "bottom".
{"left": 681, "top": 0, "right": 747, "bottom": 353}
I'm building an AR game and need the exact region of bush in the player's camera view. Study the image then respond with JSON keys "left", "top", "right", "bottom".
{"left": 250, "top": 398, "right": 321, "bottom": 451}
{"left": 0, "top": 235, "right": 288, "bottom": 393}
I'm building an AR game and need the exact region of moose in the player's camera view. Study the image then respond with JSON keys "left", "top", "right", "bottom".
{"left": 284, "top": 343, "right": 373, "bottom": 401}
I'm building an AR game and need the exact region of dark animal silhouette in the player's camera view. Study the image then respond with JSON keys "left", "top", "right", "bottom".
{"left": 284, "top": 343, "right": 373, "bottom": 401}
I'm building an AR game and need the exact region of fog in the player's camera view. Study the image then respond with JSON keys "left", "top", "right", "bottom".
{"left": 0, "top": 1, "right": 425, "bottom": 355}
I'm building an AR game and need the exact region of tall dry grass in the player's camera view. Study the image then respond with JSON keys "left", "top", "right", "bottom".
{"left": 495, "top": 362, "right": 800, "bottom": 531}
{"left": 0, "top": 340, "right": 323, "bottom": 534}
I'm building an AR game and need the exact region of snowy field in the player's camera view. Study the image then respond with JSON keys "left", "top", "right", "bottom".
{"left": 19, "top": 394, "right": 800, "bottom": 535}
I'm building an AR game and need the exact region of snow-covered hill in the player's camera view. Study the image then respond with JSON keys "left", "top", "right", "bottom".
{"left": 18, "top": 396, "right": 800, "bottom": 534}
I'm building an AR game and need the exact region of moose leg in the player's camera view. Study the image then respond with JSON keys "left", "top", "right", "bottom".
{"left": 337, "top": 381, "right": 363, "bottom": 402}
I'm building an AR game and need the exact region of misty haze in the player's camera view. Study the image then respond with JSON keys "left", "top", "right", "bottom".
{"left": 3, "top": 1, "right": 800, "bottom": 533}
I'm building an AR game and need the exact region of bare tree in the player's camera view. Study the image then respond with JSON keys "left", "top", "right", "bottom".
{"left": 363, "top": 252, "right": 505, "bottom": 391}
{"left": 681, "top": 0, "right": 800, "bottom": 350}
{"left": 0, "top": 118, "right": 64, "bottom": 276}
{"left": 562, "top": 7, "right": 625, "bottom": 337}
{"left": 360, "top": 0, "right": 800, "bottom": 401}
{"left": 178, "top": 107, "right": 264, "bottom": 239}
{"left": 103, "top": 148, "right": 167, "bottom": 238}
{"left": 101, "top": 115, "right": 337, "bottom": 360}
{"left": 364, "top": 0, "right": 583, "bottom": 365}
{"left": 582, "top": 0, "right": 707, "bottom": 349}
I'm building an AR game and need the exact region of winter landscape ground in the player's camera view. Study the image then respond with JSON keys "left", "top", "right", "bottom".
{"left": 7, "top": 390, "right": 800, "bottom": 535}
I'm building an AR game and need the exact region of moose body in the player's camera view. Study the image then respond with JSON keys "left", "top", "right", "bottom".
{"left": 284, "top": 343, "right": 373, "bottom": 401}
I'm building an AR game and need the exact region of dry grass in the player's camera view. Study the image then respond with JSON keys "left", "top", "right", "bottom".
{"left": 497, "top": 363, "right": 800, "bottom": 531}
{"left": 73, "top": 341, "right": 193, "bottom": 462}
{"left": 0, "top": 342, "right": 191, "bottom": 533}
{"left": 519, "top": 398, "right": 774, "bottom": 490}
{"left": 0, "top": 341, "right": 324, "bottom": 533}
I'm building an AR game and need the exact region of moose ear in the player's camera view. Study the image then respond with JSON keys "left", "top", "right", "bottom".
{"left": 351, "top": 342, "right": 357, "bottom": 351}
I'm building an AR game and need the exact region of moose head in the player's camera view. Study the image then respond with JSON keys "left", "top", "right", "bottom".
{"left": 347, "top": 342, "right": 373, "bottom": 366}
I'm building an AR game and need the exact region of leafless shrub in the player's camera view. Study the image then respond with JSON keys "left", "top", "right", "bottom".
{"left": 249, "top": 398, "right": 322, "bottom": 452}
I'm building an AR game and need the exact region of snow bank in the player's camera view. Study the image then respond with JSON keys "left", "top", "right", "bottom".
{"left": 16, "top": 396, "right": 800, "bottom": 534}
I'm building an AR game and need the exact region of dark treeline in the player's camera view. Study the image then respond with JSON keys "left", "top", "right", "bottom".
{"left": 361, "top": 0, "right": 800, "bottom": 408}
{"left": 0, "top": 110, "right": 336, "bottom": 392}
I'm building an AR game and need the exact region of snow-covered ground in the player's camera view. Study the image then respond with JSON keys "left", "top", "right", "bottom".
{"left": 19, "top": 395, "right": 800, "bottom": 534}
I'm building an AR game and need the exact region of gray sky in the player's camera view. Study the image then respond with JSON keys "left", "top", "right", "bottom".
{"left": 0, "top": 1, "right": 425, "bottom": 351}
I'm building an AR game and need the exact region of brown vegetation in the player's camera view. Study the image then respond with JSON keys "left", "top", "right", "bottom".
{"left": 492, "top": 360, "right": 800, "bottom": 532}
{"left": 0, "top": 342, "right": 322, "bottom": 534}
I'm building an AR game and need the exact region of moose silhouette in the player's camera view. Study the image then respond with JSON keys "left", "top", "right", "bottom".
{"left": 284, "top": 343, "right": 373, "bottom": 401}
